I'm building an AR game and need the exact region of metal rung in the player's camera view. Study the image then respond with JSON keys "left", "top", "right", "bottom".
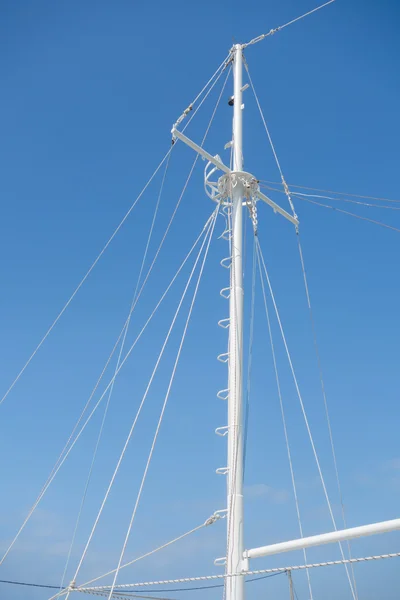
{"left": 217, "top": 353, "right": 229, "bottom": 364}
{"left": 216, "top": 467, "right": 229, "bottom": 475}
{"left": 214, "top": 557, "right": 227, "bottom": 567}
{"left": 220, "top": 287, "right": 230, "bottom": 299}
{"left": 215, "top": 426, "right": 229, "bottom": 436}
{"left": 218, "top": 318, "right": 230, "bottom": 329}
{"left": 217, "top": 388, "right": 229, "bottom": 400}
{"left": 220, "top": 257, "right": 232, "bottom": 269}
{"left": 214, "top": 508, "right": 228, "bottom": 518}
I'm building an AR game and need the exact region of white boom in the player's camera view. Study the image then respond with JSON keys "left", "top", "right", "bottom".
{"left": 244, "top": 517, "right": 400, "bottom": 560}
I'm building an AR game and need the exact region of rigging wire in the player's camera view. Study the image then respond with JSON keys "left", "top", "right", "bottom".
{"left": 78, "top": 515, "right": 225, "bottom": 590}
{"left": 58, "top": 154, "right": 172, "bottom": 593}
{"left": 104, "top": 208, "right": 220, "bottom": 600}
{"left": 246, "top": 55, "right": 359, "bottom": 598}
{"left": 62, "top": 209, "right": 220, "bottom": 600}
{"left": 0, "top": 54, "right": 228, "bottom": 412}
{"left": 5, "top": 570, "right": 284, "bottom": 598}
{"left": 79, "top": 572, "right": 285, "bottom": 598}
{"left": 74, "top": 551, "right": 400, "bottom": 592}
{"left": 256, "top": 239, "right": 357, "bottom": 600}
{"left": 0, "top": 148, "right": 172, "bottom": 410}
{"left": 173, "top": 52, "right": 231, "bottom": 130}
{"left": 1, "top": 68, "right": 230, "bottom": 568}
{"left": 259, "top": 180, "right": 400, "bottom": 204}
{"left": 296, "top": 231, "right": 359, "bottom": 598}
{"left": 288, "top": 190, "right": 400, "bottom": 211}
{"left": 255, "top": 237, "right": 314, "bottom": 600}
{"left": 290, "top": 194, "right": 400, "bottom": 234}
{"left": 0, "top": 209, "right": 216, "bottom": 570}
{"left": 243, "top": 1, "right": 335, "bottom": 48}
{"left": 260, "top": 184, "right": 400, "bottom": 211}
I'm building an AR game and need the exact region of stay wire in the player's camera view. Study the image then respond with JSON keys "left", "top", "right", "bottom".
{"left": 288, "top": 190, "right": 400, "bottom": 211}
{"left": 259, "top": 180, "right": 400, "bottom": 204}
{"left": 296, "top": 232, "right": 359, "bottom": 598}
{"left": 58, "top": 154, "right": 172, "bottom": 593}
{"left": 291, "top": 194, "right": 400, "bottom": 234}
{"left": 0, "top": 209, "right": 216, "bottom": 570}
{"left": 247, "top": 50, "right": 358, "bottom": 596}
{"left": 0, "top": 148, "right": 172, "bottom": 410}
{"left": 244, "top": 64, "right": 297, "bottom": 219}
{"left": 255, "top": 237, "right": 313, "bottom": 600}
{"left": 0, "top": 53, "right": 227, "bottom": 411}
{"left": 256, "top": 238, "right": 357, "bottom": 600}
{"left": 79, "top": 514, "right": 225, "bottom": 589}
{"left": 62, "top": 210, "right": 220, "bottom": 600}
{"left": 105, "top": 208, "right": 220, "bottom": 600}
{"left": 243, "top": 0, "right": 336, "bottom": 47}
{"left": 1, "top": 68, "right": 228, "bottom": 568}
{"left": 260, "top": 184, "right": 400, "bottom": 211}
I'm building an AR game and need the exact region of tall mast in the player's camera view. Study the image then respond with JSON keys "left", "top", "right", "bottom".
{"left": 226, "top": 43, "right": 245, "bottom": 600}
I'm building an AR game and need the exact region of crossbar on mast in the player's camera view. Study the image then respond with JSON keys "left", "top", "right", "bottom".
{"left": 244, "top": 517, "right": 400, "bottom": 560}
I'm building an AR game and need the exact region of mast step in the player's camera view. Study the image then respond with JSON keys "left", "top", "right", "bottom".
{"left": 218, "top": 318, "right": 230, "bottom": 329}
{"left": 215, "top": 425, "right": 229, "bottom": 436}
{"left": 220, "top": 257, "right": 232, "bottom": 269}
{"left": 217, "top": 353, "right": 229, "bottom": 364}
{"left": 216, "top": 467, "right": 229, "bottom": 475}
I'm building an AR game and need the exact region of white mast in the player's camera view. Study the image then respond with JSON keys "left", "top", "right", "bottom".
{"left": 226, "top": 43, "right": 245, "bottom": 600}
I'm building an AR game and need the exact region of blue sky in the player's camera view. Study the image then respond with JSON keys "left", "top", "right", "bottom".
{"left": 1, "top": 1, "right": 400, "bottom": 599}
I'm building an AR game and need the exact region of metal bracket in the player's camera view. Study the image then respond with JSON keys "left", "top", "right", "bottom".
{"left": 216, "top": 467, "right": 229, "bottom": 475}
{"left": 217, "top": 353, "right": 229, "bottom": 364}
{"left": 215, "top": 425, "right": 229, "bottom": 436}
{"left": 218, "top": 318, "right": 230, "bottom": 329}
{"left": 171, "top": 127, "right": 299, "bottom": 228}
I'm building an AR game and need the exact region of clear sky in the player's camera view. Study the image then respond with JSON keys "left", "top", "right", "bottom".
{"left": 1, "top": 1, "right": 400, "bottom": 599}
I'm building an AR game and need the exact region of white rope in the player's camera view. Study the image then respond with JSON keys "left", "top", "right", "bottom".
{"left": 105, "top": 208, "right": 220, "bottom": 600}
{"left": 243, "top": 0, "right": 335, "bottom": 47}
{"left": 256, "top": 238, "right": 357, "bottom": 600}
{"left": 0, "top": 209, "right": 216, "bottom": 569}
{"left": 59, "top": 155, "right": 172, "bottom": 593}
{"left": 75, "top": 514, "right": 225, "bottom": 591}
{"left": 0, "top": 148, "right": 173, "bottom": 409}
{"left": 63, "top": 209, "right": 219, "bottom": 599}
{"left": 76, "top": 592, "right": 175, "bottom": 600}
{"left": 74, "top": 551, "right": 400, "bottom": 592}
{"left": 255, "top": 240, "right": 314, "bottom": 600}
